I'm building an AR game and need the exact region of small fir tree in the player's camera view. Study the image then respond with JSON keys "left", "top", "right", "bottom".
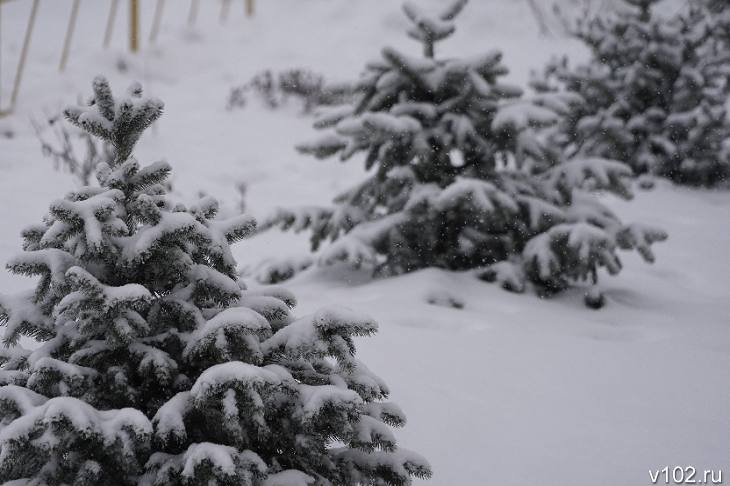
{"left": 257, "top": 0, "right": 666, "bottom": 307}
{"left": 533, "top": 0, "right": 730, "bottom": 186}
{"left": 0, "top": 77, "right": 431, "bottom": 485}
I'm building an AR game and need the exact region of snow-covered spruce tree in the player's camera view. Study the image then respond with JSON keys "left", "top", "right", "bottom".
{"left": 257, "top": 0, "right": 666, "bottom": 307}
{"left": 533, "top": 0, "right": 730, "bottom": 186}
{"left": 0, "top": 77, "right": 430, "bottom": 485}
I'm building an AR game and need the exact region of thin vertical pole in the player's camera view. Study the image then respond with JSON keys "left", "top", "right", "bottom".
{"left": 10, "top": 0, "right": 39, "bottom": 111}
{"left": 188, "top": 0, "right": 199, "bottom": 27}
{"left": 0, "top": 0, "right": 4, "bottom": 114}
{"left": 149, "top": 0, "right": 165, "bottom": 43}
{"left": 220, "top": 0, "right": 231, "bottom": 24}
{"left": 526, "top": 0, "right": 551, "bottom": 37}
{"left": 245, "top": 0, "right": 254, "bottom": 17}
{"left": 130, "top": 0, "right": 139, "bottom": 52}
{"left": 104, "top": 0, "right": 119, "bottom": 48}
{"left": 59, "top": 0, "right": 81, "bottom": 72}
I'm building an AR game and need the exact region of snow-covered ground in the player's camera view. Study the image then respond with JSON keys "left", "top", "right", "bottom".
{"left": 0, "top": 1, "right": 728, "bottom": 485}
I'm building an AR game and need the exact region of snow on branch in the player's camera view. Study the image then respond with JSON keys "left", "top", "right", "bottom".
{"left": 65, "top": 76, "right": 163, "bottom": 166}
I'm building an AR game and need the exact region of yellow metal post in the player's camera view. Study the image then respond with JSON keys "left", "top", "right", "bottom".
{"left": 59, "top": 0, "right": 81, "bottom": 72}
{"left": 130, "top": 0, "right": 139, "bottom": 52}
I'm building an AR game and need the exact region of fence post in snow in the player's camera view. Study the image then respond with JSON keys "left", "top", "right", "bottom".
{"left": 188, "top": 0, "right": 199, "bottom": 27}
{"left": 0, "top": 0, "right": 257, "bottom": 114}
{"left": 8, "top": 0, "right": 39, "bottom": 113}
{"left": 103, "top": 0, "right": 119, "bottom": 48}
{"left": 150, "top": 0, "right": 165, "bottom": 43}
{"left": 59, "top": 0, "right": 81, "bottom": 71}
{"left": 220, "top": 0, "right": 232, "bottom": 24}
{"left": 130, "top": 0, "right": 139, "bottom": 52}
{"left": 0, "top": 0, "right": 3, "bottom": 115}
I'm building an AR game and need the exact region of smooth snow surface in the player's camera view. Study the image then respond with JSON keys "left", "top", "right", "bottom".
{"left": 0, "top": 1, "right": 727, "bottom": 485}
